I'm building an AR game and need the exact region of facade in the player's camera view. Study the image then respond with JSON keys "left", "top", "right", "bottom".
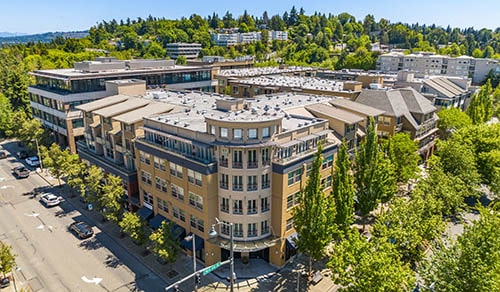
{"left": 376, "top": 51, "right": 500, "bottom": 84}
{"left": 134, "top": 90, "right": 341, "bottom": 267}
{"left": 28, "top": 57, "right": 215, "bottom": 152}
{"left": 211, "top": 31, "right": 262, "bottom": 46}
{"left": 226, "top": 75, "right": 361, "bottom": 99}
{"left": 355, "top": 87, "right": 439, "bottom": 160}
{"left": 166, "top": 43, "right": 202, "bottom": 59}
{"left": 76, "top": 80, "right": 187, "bottom": 207}
{"left": 269, "top": 30, "right": 288, "bottom": 42}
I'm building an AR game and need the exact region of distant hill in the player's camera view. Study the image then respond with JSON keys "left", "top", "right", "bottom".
{"left": 0, "top": 32, "right": 28, "bottom": 38}
{"left": 0, "top": 31, "right": 89, "bottom": 44}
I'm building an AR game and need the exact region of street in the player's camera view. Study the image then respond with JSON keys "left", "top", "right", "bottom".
{"left": 0, "top": 142, "right": 168, "bottom": 292}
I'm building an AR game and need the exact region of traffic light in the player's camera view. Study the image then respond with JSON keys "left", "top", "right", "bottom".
{"left": 173, "top": 285, "right": 180, "bottom": 292}
{"left": 195, "top": 273, "right": 201, "bottom": 285}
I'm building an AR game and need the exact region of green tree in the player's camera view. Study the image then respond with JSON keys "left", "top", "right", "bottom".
{"left": 328, "top": 230, "right": 415, "bottom": 292}
{"left": 386, "top": 133, "right": 420, "bottom": 184}
{"left": 41, "top": 143, "right": 70, "bottom": 186}
{"left": 437, "top": 107, "right": 472, "bottom": 139}
{"left": 17, "top": 118, "right": 45, "bottom": 151}
{"left": 293, "top": 144, "right": 336, "bottom": 274}
{"left": 331, "top": 141, "right": 355, "bottom": 236}
{"left": 149, "top": 221, "right": 180, "bottom": 263}
{"left": 0, "top": 93, "right": 13, "bottom": 138}
{"left": 421, "top": 207, "right": 500, "bottom": 291}
{"left": 354, "top": 118, "right": 396, "bottom": 218}
{"left": 81, "top": 165, "right": 105, "bottom": 208}
{"left": 99, "top": 175, "right": 124, "bottom": 223}
{"left": 65, "top": 152, "right": 86, "bottom": 197}
{"left": 0, "top": 241, "right": 16, "bottom": 277}
{"left": 119, "top": 212, "right": 148, "bottom": 246}
{"left": 467, "top": 80, "right": 493, "bottom": 124}
{"left": 175, "top": 55, "right": 186, "bottom": 65}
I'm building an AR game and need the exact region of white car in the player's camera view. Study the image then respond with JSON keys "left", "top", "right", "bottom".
{"left": 25, "top": 156, "right": 40, "bottom": 167}
{"left": 39, "top": 193, "right": 63, "bottom": 207}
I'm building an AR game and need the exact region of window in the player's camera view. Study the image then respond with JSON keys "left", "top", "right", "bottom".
{"left": 232, "top": 175, "right": 243, "bottom": 191}
{"left": 262, "top": 127, "right": 270, "bottom": 138}
{"left": 179, "top": 209, "right": 186, "bottom": 222}
{"left": 234, "top": 223, "right": 243, "bottom": 237}
{"left": 169, "top": 162, "right": 183, "bottom": 178}
{"left": 220, "top": 127, "right": 228, "bottom": 138}
{"left": 171, "top": 183, "right": 184, "bottom": 201}
{"left": 287, "top": 195, "right": 294, "bottom": 209}
{"left": 306, "top": 163, "right": 312, "bottom": 176}
{"left": 247, "top": 150, "right": 257, "bottom": 168}
{"left": 220, "top": 173, "right": 229, "bottom": 189}
{"left": 233, "top": 199, "right": 243, "bottom": 214}
{"left": 139, "top": 151, "right": 151, "bottom": 165}
{"left": 173, "top": 206, "right": 179, "bottom": 219}
{"left": 221, "top": 197, "right": 230, "bottom": 213}
{"left": 261, "top": 197, "right": 270, "bottom": 212}
{"left": 189, "top": 192, "right": 203, "bottom": 210}
{"left": 247, "top": 175, "right": 257, "bottom": 191}
{"left": 322, "top": 155, "right": 333, "bottom": 170}
{"left": 233, "top": 129, "right": 243, "bottom": 140}
{"left": 261, "top": 148, "right": 270, "bottom": 165}
{"left": 287, "top": 168, "right": 302, "bottom": 185}
{"left": 261, "top": 220, "right": 269, "bottom": 235}
{"left": 261, "top": 173, "right": 270, "bottom": 189}
{"left": 287, "top": 191, "right": 301, "bottom": 209}
{"left": 188, "top": 169, "right": 203, "bottom": 186}
{"left": 248, "top": 223, "right": 257, "bottom": 237}
{"left": 141, "top": 171, "right": 152, "bottom": 185}
{"left": 154, "top": 157, "right": 166, "bottom": 171}
{"left": 155, "top": 177, "right": 167, "bottom": 192}
{"left": 143, "top": 190, "right": 153, "bottom": 205}
{"left": 157, "top": 197, "right": 168, "bottom": 213}
{"left": 232, "top": 150, "right": 243, "bottom": 168}
{"left": 248, "top": 199, "right": 257, "bottom": 214}
{"left": 210, "top": 125, "right": 216, "bottom": 135}
{"left": 286, "top": 218, "right": 293, "bottom": 231}
{"left": 248, "top": 128, "right": 257, "bottom": 139}
{"left": 321, "top": 175, "right": 332, "bottom": 189}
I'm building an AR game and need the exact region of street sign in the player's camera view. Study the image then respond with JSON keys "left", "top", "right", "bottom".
{"left": 202, "top": 261, "right": 221, "bottom": 275}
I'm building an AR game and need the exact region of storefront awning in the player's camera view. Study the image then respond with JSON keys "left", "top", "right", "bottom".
{"left": 181, "top": 233, "right": 205, "bottom": 251}
{"left": 209, "top": 236, "right": 280, "bottom": 252}
{"left": 149, "top": 214, "right": 167, "bottom": 230}
{"left": 136, "top": 206, "right": 153, "bottom": 221}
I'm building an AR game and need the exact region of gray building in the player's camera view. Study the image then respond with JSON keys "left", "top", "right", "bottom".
{"left": 166, "top": 43, "right": 202, "bottom": 59}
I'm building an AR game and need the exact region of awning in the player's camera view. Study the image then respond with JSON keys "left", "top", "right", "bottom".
{"left": 286, "top": 232, "right": 298, "bottom": 250}
{"left": 209, "top": 235, "right": 280, "bottom": 252}
{"left": 136, "top": 206, "right": 153, "bottom": 221}
{"left": 181, "top": 233, "right": 205, "bottom": 251}
{"left": 149, "top": 214, "right": 167, "bottom": 230}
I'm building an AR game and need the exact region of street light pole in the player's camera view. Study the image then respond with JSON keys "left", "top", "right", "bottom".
{"left": 185, "top": 234, "right": 197, "bottom": 291}
{"left": 209, "top": 219, "right": 235, "bottom": 292}
{"left": 33, "top": 138, "right": 43, "bottom": 172}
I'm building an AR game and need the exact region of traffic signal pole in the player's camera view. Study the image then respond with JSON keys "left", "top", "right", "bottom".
{"left": 164, "top": 259, "right": 231, "bottom": 291}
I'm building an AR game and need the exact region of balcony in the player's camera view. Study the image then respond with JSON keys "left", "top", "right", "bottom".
{"left": 247, "top": 184, "right": 258, "bottom": 191}
{"left": 262, "top": 182, "right": 270, "bottom": 189}
{"left": 233, "top": 208, "right": 243, "bottom": 215}
{"left": 247, "top": 161, "right": 258, "bottom": 169}
{"left": 261, "top": 205, "right": 270, "bottom": 213}
{"left": 262, "top": 160, "right": 271, "bottom": 166}
{"left": 220, "top": 182, "right": 228, "bottom": 190}
{"left": 232, "top": 161, "right": 243, "bottom": 169}
{"left": 247, "top": 208, "right": 258, "bottom": 215}
{"left": 233, "top": 184, "right": 243, "bottom": 191}
{"left": 220, "top": 205, "right": 229, "bottom": 213}
{"left": 219, "top": 159, "right": 228, "bottom": 168}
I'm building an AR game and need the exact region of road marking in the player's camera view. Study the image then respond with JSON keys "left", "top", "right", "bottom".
{"left": 0, "top": 185, "right": 14, "bottom": 189}
{"left": 81, "top": 276, "right": 103, "bottom": 285}
{"left": 36, "top": 224, "right": 45, "bottom": 231}
{"left": 25, "top": 213, "right": 40, "bottom": 217}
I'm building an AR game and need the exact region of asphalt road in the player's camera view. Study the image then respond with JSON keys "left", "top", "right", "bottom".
{"left": 0, "top": 143, "right": 168, "bottom": 292}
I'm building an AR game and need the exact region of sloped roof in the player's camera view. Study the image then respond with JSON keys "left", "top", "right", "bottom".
{"left": 329, "top": 98, "right": 385, "bottom": 117}
{"left": 113, "top": 102, "right": 177, "bottom": 124}
{"left": 93, "top": 98, "right": 151, "bottom": 118}
{"left": 423, "top": 77, "right": 465, "bottom": 98}
{"left": 305, "top": 103, "right": 364, "bottom": 124}
{"left": 399, "top": 88, "right": 436, "bottom": 114}
{"left": 76, "top": 95, "right": 129, "bottom": 112}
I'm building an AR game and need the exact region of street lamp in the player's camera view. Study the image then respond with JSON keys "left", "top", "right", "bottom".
{"left": 31, "top": 138, "right": 43, "bottom": 172}
{"left": 208, "top": 218, "right": 235, "bottom": 292}
{"left": 184, "top": 234, "right": 197, "bottom": 291}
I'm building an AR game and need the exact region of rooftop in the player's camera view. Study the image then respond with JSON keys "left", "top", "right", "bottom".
{"left": 218, "top": 66, "right": 316, "bottom": 78}
{"left": 233, "top": 75, "right": 345, "bottom": 92}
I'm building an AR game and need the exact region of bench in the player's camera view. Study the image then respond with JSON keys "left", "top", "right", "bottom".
{"left": 311, "top": 271, "right": 323, "bottom": 285}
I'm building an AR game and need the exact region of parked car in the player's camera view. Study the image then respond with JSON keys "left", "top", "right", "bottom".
{"left": 25, "top": 156, "right": 40, "bottom": 167}
{"left": 0, "top": 277, "right": 10, "bottom": 288}
{"left": 39, "top": 193, "right": 63, "bottom": 207}
{"left": 0, "top": 150, "right": 7, "bottom": 159}
{"left": 12, "top": 166, "right": 29, "bottom": 178}
{"left": 69, "top": 221, "right": 94, "bottom": 239}
{"left": 16, "top": 150, "right": 28, "bottom": 159}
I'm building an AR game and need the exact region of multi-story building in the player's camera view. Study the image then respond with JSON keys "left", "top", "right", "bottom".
{"left": 28, "top": 57, "right": 215, "bottom": 152}
{"left": 166, "top": 43, "right": 202, "bottom": 59}
{"left": 226, "top": 75, "right": 361, "bottom": 99}
{"left": 376, "top": 51, "right": 500, "bottom": 84}
{"left": 355, "top": 87, "right": 439, "bottom": 160}
{"left": 269, "top": 30, "right": 288, "bottom": 42}
{"left": 134, "top": 90, "right": 342, "bottom": 267}
{"left": 76, "top": 80, "right": 188, "bottom": 207}
{"left": 211, "top": 31, "right": 263, "bottom": 46}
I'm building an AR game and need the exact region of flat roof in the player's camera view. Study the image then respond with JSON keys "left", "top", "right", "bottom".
{"left": 217, "top": 66, "right": 316, "bottom": 78}
{"left": 234, "top": 75, "right": 345, "bottom": 92}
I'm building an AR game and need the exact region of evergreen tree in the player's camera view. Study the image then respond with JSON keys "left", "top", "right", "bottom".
{"left": 331, "top": 141, "right": 355, "bottom": 236}
{"left": 293, "top": 144, "right": 336, "bottom": 274}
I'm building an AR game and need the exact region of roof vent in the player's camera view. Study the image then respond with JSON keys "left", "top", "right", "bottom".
{"left": 184, "top": 122, "right": 190, "bottom": 127}
{"left": 298, "top": 123, "right": 303, "bottom": 127}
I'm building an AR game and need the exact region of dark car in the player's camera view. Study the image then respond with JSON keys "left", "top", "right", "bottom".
{"left": 0, "top": 276, "right": 10, "bottom": 288}
{"left": 16, "top": 150, "right": 29, "bottom": 159}
{"left": 0, "top": 150, "right": 7, "bottom": 159}
{"left": 12, "top": 166, "right": 30, "bottom": 178}
{"left": 69, "top": 221, "right": 94, "bottom": 239}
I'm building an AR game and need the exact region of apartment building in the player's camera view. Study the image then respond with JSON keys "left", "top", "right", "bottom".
{"left": 76, "top": 80, "right": 188, "bottom": 207}
{"left": 376, "top": 51, "right": 500, "bottom": 84}
{"left": 226, "top": 75, "right": 361, "bottom": 99}
{"left": 355, "top": 87, "right": 439, "bottom": 160}
{"left": 270, "top": 30, "right": 288, "bottom": 41}
{"left": 28, "top": 57, "right": 215, "bottom": 152}
{"left": 134, "top": 90, "right": 342, "bottom": 267}
{"left": 166, "top": 43, "right": 202, "bottom": 59}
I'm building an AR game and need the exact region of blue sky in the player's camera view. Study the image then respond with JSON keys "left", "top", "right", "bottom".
{"left": 2, "top": 0, "right": 499, "bottom": 34}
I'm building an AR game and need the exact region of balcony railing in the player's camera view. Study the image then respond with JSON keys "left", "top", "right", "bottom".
{"left": 247, "top": 161, "right": 258, "bottom": 169}
{"left": 262, "top": 205, "right": 270, "bottom": 212}
{"left": 247, "top": 208, "right": 258, "bottom": 215}
{"left": 233, "top": 184, "right": 243, "bottom": 191}
{"left": 262, "top": 182, "right": 270, "bottom": 189}
{"left": 219, "top": 159, "right": 228, "bottom": 167}
{"left": 247, "top": 184, "right": 258, "bottom": 191}
{"left": 220, "top": 182, "right": 228, "bottom": 190}
{"left": 220, "top": 205, "right": 229, "bottom": 213}
{"left": 248, "top": 231, "right": 258, "bottom": 238}
{"left": 233, "top": 208, "right": 243, "bottom": 215}
{"left": 261, "top": 227, "right": 270, "bottom": 235}
{"left": 232, "top": 161, "right": 243, "bottom": 169}
{"left": 262, "top": 160, "right": 271, "bottom": 166}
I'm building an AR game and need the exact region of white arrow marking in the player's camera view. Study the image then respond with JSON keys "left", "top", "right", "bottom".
{"left": 0, "top": 185, "right": 14, "bottom": 189}
{"left": 0, "top": 177, "right": 5, "bottom": 182}
{"left": 25, "top": 213, "right": 40, "bottom": 217}
{"left": 81, "top": 276, "right": 103, "bottom": 285}
{"left": 36, "top": 224, "right": 45, "bottom": 231}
